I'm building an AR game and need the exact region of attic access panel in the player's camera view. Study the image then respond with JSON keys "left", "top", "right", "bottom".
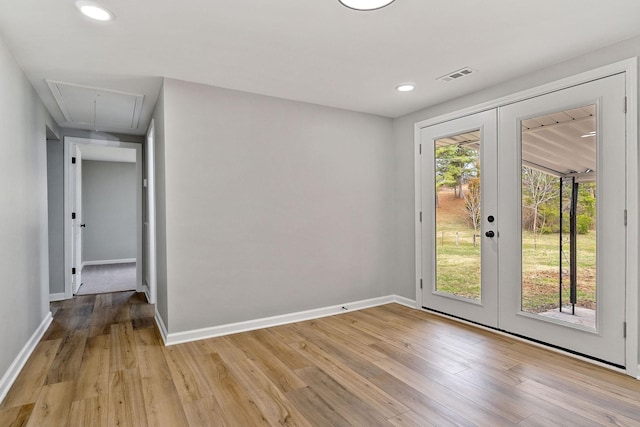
{"left": 47, "top": 80, "right": 144, "bottom": 130}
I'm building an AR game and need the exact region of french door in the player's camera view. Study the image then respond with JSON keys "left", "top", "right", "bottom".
{"left": 418, "top": 74, "right": 627, "bottom": 366}
{"left": 419, "top": 109, "right": 499, "bottom": 327}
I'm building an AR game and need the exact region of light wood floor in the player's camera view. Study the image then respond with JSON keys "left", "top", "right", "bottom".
{"left": 1, "top": 292, "right": 640, "bottom": 426}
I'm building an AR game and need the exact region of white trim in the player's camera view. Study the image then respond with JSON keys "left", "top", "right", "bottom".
{"left": 421, "top": 307, "right": 627, "bottom": 375}
{"left": 414, "top": 126, "right": 423, "bottom": 310}
{"left": 160, "top": 295, "right": 414, "bottom": 346}
{"left": 155, "top": 308, "right": 169, "bottom": 345}
{"left": 49, "top": 293, "right": 66, "bottom": 302}
{"left": 82, "top": 258, "right": 136, "bottom": 266}
{"left": 623, "top": 57, "right": 638, "bottom": 379}
{"left": 64, "top": 137, "right": 143, "bottom": 299}
{"left": 145, "top": 119, "right": 157, "bottom": 304}
{"left": 393, "top": 295, "right": 417, "bottom": 309}
{"left": 0, "top": 312, "right": 53, "bottom": 404}
{"left": 414, "top": 58, "right": 636, "bottom": 131}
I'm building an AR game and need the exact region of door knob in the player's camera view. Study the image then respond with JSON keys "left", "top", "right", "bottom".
{"left": 485, "top": 230, "right": 495, "bottom": 238}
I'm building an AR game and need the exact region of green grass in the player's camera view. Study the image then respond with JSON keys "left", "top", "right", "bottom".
{"left": 435, "top": 228, "right": 596, "bottom": 312}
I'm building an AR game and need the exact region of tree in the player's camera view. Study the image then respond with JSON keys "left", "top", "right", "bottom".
{"left": 464, "top": 178, "right": 481, "bottom": 235}
{"left": 522, "top": 167, "right": 559, "bottom": 248}
{"left": 435, "top": 145, "right": 478, "bottom": 199}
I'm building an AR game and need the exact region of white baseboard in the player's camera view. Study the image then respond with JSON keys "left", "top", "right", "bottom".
{"left": 82, "top": 258, "right": 136, "bottom": 267}
{"left": 393, "top": 295, "right": 417, "bottom": 308}
{"left": 0, "top": 312, "right": 53, "bottom": 404}
{"left": 155, "top": 309, "right": 169, "bottom": 345}
{"left": 160, "top": 294, "right": 417, "bottom": 346}
{"left": 49, "top": 292, "right": 67, "bottom": 302}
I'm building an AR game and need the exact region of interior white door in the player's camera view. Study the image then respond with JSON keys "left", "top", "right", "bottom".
{"left": 498, "top": 74, "right": 627, "bottom": 366}
{"left": 71, "top": 144, "right": 83, "bottom": 294}
{"left": 419, "top": 109, "right": 498, "bottom": 327}
{"left": 144, "top": 120, "right": 157, "bottom": 304}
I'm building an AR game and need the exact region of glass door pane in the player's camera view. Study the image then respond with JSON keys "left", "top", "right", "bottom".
{"left": 434, "top": 131, "right": 481, "bottom": 301}
{"left": 520, "top": 105, "right": 597, "bottom": 329}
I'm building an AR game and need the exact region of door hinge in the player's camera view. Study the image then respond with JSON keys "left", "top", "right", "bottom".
{"left": 623, "top": 321, "right": 627, "bottom": 338}
{"left": 72, "top": 267, "right": 76, "bottom": 275}
{"left": 624, "top": 96, "right": 627, "bottom": 114}
{"left": 419, "top": 211, "right": 422, "bottom": 223}
{"left": 72, "top": 156, "right": 76, "bottom": 164}
{"left": 419, "top": 144, "right": 422, "bottom": 154}
{"left": 420, "top": 279, "right": 423, "bottom": 289}
{"left": 72, "top": 212, "right": 76, "bottom": 220}
{"left": 624, "top": 209, "right": 627, "bottom": 226}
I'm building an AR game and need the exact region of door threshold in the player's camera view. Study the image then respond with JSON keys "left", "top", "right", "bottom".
{"left": 421, "top": 306, "right": 626, "bottom": 373}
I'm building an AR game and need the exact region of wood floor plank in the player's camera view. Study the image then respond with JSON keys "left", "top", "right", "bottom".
{"left": 368, "top": 372, "right": 477, "bottom": 427}
{"left": 68, "top": 395, "right": 108, "bottom": 427}
{"left": 135, "top": 328, "right": 189, "bottom": 426}
{"left": 182, "top": 397, "right": 230, "bottom": 427}
{"left": 88, "top": 307, "right": 116, "bottom": 337}
{"left": 291, "top": 321, "right": 388, "bottom": 379}
{"left": 0, "top": 403, "right": 34, "bottom": 427}
{"left": 25, "top": 381, "right": 74, "bottom": 427}
{"left": 251, "top": 328, "right": 313, "bottom": 371}
{"left": 196, "top": 336, "right": 250, "bottom": 364}
{"left": 163, "top": 342, "right": 215, "bottom": 402}
{"left": 227, "top": 331, "right": 307, "bottom": 393}
{"left": 204, "top": 352, "right": 271, "bottom": 426}
{"left": 108, "top": 368, "right": 148, "bottom": 427}
{"left": 516, "top": 378, "right": 640, "bottom": 426}
{"left": 226, "top": 358, "right": 313, "bottom": 426}
{"left": 291, "top": 338, "right": 409, "bottom": 418}
{"left": 4, "top": 292, "right": 640, "bottom": 426}
{"left": 387, "top": 410, "right": 439, "bottom": 427}
{"left": 0, "top": 339, "right": 61, "bottom": 409}
{"left": 110, "top": 322, "right": 138, "bottom": 371}
{"left": 74, "top": 334, "right": 110, "bottom": 400}
{"left": 373, "top": 356, "right": 515, "bottom": 425}
{"left": 295, "top": 366, "right": 393, "bottom": 426}
{"left": 285, "top": 386, "right": 354, "bottom": 427}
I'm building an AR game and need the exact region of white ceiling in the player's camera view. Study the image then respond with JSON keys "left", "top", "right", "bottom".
{"left": 1, "top": 0, "right": 640, "bottom": 135}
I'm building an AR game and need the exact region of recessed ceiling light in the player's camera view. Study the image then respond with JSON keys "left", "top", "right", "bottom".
{"left": 396, "top": 83, "right": 415, "bottom": 92}
{"left": 339, "top": 0, "right": 395, "bottom": 11}
{"left": 75, "top": 1, "right": 114, "bottom": 21}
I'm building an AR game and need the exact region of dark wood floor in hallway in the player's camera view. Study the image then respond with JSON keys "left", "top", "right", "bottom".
{"left": 1, "top": 291, "right": 640, "bottom": 426}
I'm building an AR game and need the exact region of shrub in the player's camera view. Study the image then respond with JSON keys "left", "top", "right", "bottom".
{"left": 577, "top": 214, "right": 592, "bottom": 234}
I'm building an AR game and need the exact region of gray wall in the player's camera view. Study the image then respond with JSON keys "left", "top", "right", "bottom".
{"left": 391, "top": 35, "right": 640, "bottom": 365}
{"left": 82, "top": 160, "right": 137, "bottom": 263}
{"left": 47, "top": 140, "right": 64, "bottom": 294}
{"left": 152, "top": 84, "right": 169, "bottom": 326}
{"left": 160, "top": 78, "right": 394, "bottom": 333}
{"left": 0, "top": 36, "right": 58, "bottom": 388}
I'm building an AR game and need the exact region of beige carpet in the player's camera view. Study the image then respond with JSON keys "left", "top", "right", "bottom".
{"left": 76, "top": 262, "right": 136, "bottom": 295}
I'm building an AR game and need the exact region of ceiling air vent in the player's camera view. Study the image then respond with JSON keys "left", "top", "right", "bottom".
{"left": 437, "top": 67, "right": 476, "bottom": 82}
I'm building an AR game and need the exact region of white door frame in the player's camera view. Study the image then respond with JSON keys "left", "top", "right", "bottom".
{"left": 144, "top": 120, "right": 157, "bottom": 304}
{"left": 64, "top": 137, "right": 143, "bottom": 298}
{"left": 414, "top": 58, "right": 638, "bottom": 377}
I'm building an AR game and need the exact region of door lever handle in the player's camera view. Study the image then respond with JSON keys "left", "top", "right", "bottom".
{"left": 485, "top": 230, "right": 495, "bottom": 238}
{"left": 80, "top": 224, "right": 86, "bottom": 228}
